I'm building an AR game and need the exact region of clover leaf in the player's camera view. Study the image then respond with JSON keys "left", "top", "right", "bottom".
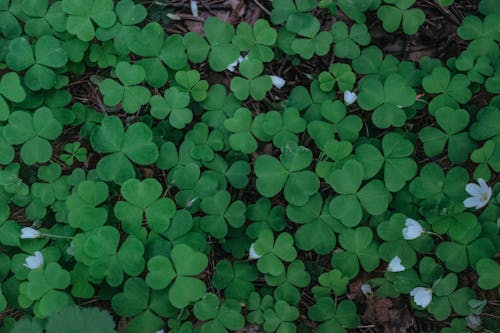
{"left": 99, "top": 61, "right": 151, "bottom": 113}
{"left": 271, "top": 0, "right": 319, "bottom": 38}
{"left": 328, "top": 160, "right": 391, "bottom": 227}
{"left": 470, "top": 139, "right": 500, "bottom": 180}
{"left": 0, "top": 1, "right": 22, "bottom": 38}
{"left": 381, "top": 132, "right": 418, "bottom": 192}
{"left": 233, "top": 19, "right": 277, "bottom": 62}
{"left": 419, "top": 107, "right": 475, "bottom": 164}
{"left": 330, "top": 22, "right": 370, "bottom": 59}
{"left": 253, "top": 230, "right": 297, "bottom": 276}
{"left": 185, "top": 123, "right": 223, "bottom": 162}
{"left": 66, "top": 180, "right": 108, "bottom": 231}
{"left": 0, "top": 72, "right": 26, "bottom": 121}
{"left": 6, "top": 36, "right": 68, "bottom": 90}
{"left": 265, "top": 260, "right": 311, "bottom": 305}
{"left": 286, "top": 193, "right": 339, "bottom": 254}
{"left": 422, "top": 66, "right": 472, "bottom": 115}
{"left": 263, "top": 300, "right": 299, "bottom": 333}
{"left": 308, "top": 298, "right": 360, "bottom": 333}
{"left": 318, "top": 63, "right": 356, "bottom": 92}
{"left": 307, "top": 100, "right": 362, "bottom": 148}
{"left": 90, "top": 116, "right": 158, "bottom": 184}
{"left": 224, "top": 107, "right": 258, "bottom": 154}
{"left": 204, "top": 17, "right": 240, "bottom": 71}
{"left": 352, "top": 45, "right": 400, "bottom": 78}
{"left": 150, "top": 87, "right": 192, "bottom": 129}
{"left": 312, "top": 269, "right": 350, "bottom": 298}
{"left": 291, "top": 29, "right": 332, "bottom": 60}
{"left": 175, "top": 70, "right": 208, "bottom": 102}
{"left": 457, "top": 14, "right": 500, "bottom": 57}
{"left": 145, "top": 244, "right": 208, "bottom": 308}
{"left": 200, "top": 190, "right": 246, "bottom": 238}
{"left": 212, "top": 260, "right": 258, "bottom": 300}
{"left": 21, "top": 0, "right": 67, "bottom": 37}
{"left": 476, "top": 258, "right": 500, "bottom": 290}
{"left": 288, "top": 81, "right": 333, "bottom": 121}
{"left": 255, "top": 143, "right": 320, "bottom": 206}
{"left": 332, "top": 227, "right": 379, "bottom": 278}
{"left": 230, "top": 59, "right": 272, "bottom": 101}
{"left": 111, "top": 278, "right": 168, "bottom": 333}
{"left": 252, "top": 107, "right": 306, "bottom": 148}
{"left": 377, "top": 0, "right": 425, "bottom": 35}
{"left": 246, "top": 292, "right": 275, "bottom": 325}
{"left": 0, "top": 127, "right": 14, "bottom": 165}
{"left": 95, "top": 0, "right": 147, "bottom": 54}
{"left": 357, "top": 73, "right": 416, "bottom": 128}
{"left": 114, "top": 178, "right": 176, "bottom": 235}
{"left": 62, "top": 0, "right": 116, "bottom": 42}
{"left": 3, "top": 107, "right": 62, "bottom": 165}
{"left": 455, "top": 51, "right": 494, "bottom": 84}
{"left": 246, "top": 198, "right": 286, "bottom": 238}
{"left": 31, "top": 164, "right": 69, "bottom": 206}
{"left": 19, "top": 262, "right": 70, "bottom": 318}
{"left": 60, "top": 142, "right": 87, "bottom": 166}
{"left": 193, "top": 293, "right": 245, "bottom": 332}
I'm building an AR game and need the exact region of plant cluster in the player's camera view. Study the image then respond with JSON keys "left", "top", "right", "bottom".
{"left": 0, "top": 0, "right": 499, "bottom": 332}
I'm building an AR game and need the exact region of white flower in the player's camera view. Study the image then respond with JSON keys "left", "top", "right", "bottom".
{"left": 248, "top": 243, "right": 261, "bottom": 260}
{"left": 387, "top": 256, "right": 405, "bottom": 272}
{"left": 226, "top": 55, "right": 248, "bottom": 72}
{"left": 155, "top": 330, "right": 165, "bottom": 333}
{"left": 20, "top": 227, "right": 42, "bottom": 239}
{"left": 190, "top": 1, "right": 198, "bottom": 17}
{"left": 466, "top": 315, "right": 481, "bottom": 330}
{"left": 343, "top": 90, "right": 357, "bottom": 105}
{"left": 463, "top": 178, "right": 492, "bottom": 209}
{"left": 410, "top": 287, "right": 432, "bottom": 309}
{"left": 360, "top": 283, "right": 373, "bottom": 296}
{"left": 185, "top": 197, "right": 199, "bottom": 208}
{"left": 402, "top": 218, "right": 424, "bottom": 240}
{"left": 270, "top": 75, "right": 286, "bottom": 89}
{"left": 24, "top": 251, "right": 44, "bottom": 270}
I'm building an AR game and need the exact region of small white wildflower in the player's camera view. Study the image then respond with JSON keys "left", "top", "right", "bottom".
{"left": 402, "top": 218, "right": 424, "bottom": 240}
{"left": 20, "top": 227, "right": 42, "bottom": 239}
{"left": 343, "top": 90, "right": 357, "bottom": 105}
{"left": 24, "top": 251, "right": 44, "bottom": 270}
{"left": 248, "top": 243, "right": 261, "bottom": 260}
{"left": 410, "top": 287, "right": 432, "bottom": 309}
{"left": 387, "top": 256, "right": 405, "bottom": 272}
{"left": 463, "top": 178, "right": 492, "bottom": 209}
{"left": 155, "top": 330, "right": 165, "bottom": 333}
{"left": 190, "top": 1, "right": 198, "bottom": 17}
{"left": 466, "top": 315, "right": 481, "bottom": 330}
{"left": 270, "top": 75, "right": 286, "bottom": 89}
{"left": 360, "top": 283, "right": 373, "bottom": 296}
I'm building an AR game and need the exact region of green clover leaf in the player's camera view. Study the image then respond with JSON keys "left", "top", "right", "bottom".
{"left": 377, "top": 0, "right": 425, "bottom": 35}
{"left": 193, "top": 293, "right": 245, "bottom": 332}
{"left": 200, "top": 190, "right": 246, "bottom": 238}
{"left": 308, "top": 298, "right": 360, "bottom": 333}
{"left": 254, "top": 230, "right": 297, "bottom": 276}
{"left": 62, "top": 0, "right": 116, "bottom": 42}
{"left": 233, "top": 19, "right": 277, "bottom": 62}
{"left": 230, "top": 59, "right": 272, "bottom": 101}
{"left": 3, "top": 107, "right": 62, "bottom": 165}
{"left": 204, "top": 17, "right": 240, "bottom": 71}
{"left": 318, "top": 63, "right": 356, "bottom": 92}
{"left": 90, "top": 116, "right": 158, "bottom": 184}
{"left": 150, "top": 87, "right": 192, "bottom": 129}
{"left": 0, "top": 72, "right": 26, "bottom": 121}
{"left": 212, "top": 260, "right": 259, "bottom": 300}
{"left": 358, "top": 73, "right": 416, "bottom": 128}
{"left": 419, "top": 107, "right": 475, "bottom": 164}
{"left": 114, "top": 178, "right": 176, "bottom": 234}
{"left": 99, "top": 61, "right": 151, "bottom": 113}
{"left": 330, "top": 22, "right": 371, "bottom": 59}
{"left": 224, "top": 107, "right": 258, "bottom": 154}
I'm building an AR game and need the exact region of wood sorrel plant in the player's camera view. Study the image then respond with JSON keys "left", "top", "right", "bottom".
{"left": 0, "top": 0, "right": 499, "bottom": 332}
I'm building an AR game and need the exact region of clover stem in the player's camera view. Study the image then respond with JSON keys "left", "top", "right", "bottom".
{"left": 42, "top": 233, "right": 74, "bottom": 240}
{"left": 425, "top": 231, "right": 443, "bottom": 240}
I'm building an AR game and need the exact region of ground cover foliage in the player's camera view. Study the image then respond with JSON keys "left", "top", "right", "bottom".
{"left": 0, "top": 0, "right": 499, "bottom": 332}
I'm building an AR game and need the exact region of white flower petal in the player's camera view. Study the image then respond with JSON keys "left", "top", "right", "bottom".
{"left": 463, "top": 196, "right": 483, "bottom": 209}
{"left": 190, "top": 1, "right": 198, "bottom": 17}
{"left": 466, "top": 314, "right": 481, "bottom": 330}
{"left": 360, "top": 283, "right": 372, "bottom": 296}
{"left": 20, "top": 227, "right": 42, "bottom": 239}
{"left": 248, "top": 243, "right": 261, "bottom": 260}
{"left": 465, "top": 183, "right": 482, "bottom": 196}
{"left": 388, "top": 256, "right": 405, "bottom": 272}
{"left": 24, "top": 251, "right": 44, "bottom": 270}
{"left": 410, "top": 287, "right": 432, "bottom": 308}
{"left": 402, "top": 218, "right": 423, "bottom": 240}
{"left": 227, "top": 59, "right": 239, "bottom": 72}
{"left": 343, "top": 90, "right": 357, "bottom": 105}
{"left": 270, "top": 75, "right": 286, "bottom": 89}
